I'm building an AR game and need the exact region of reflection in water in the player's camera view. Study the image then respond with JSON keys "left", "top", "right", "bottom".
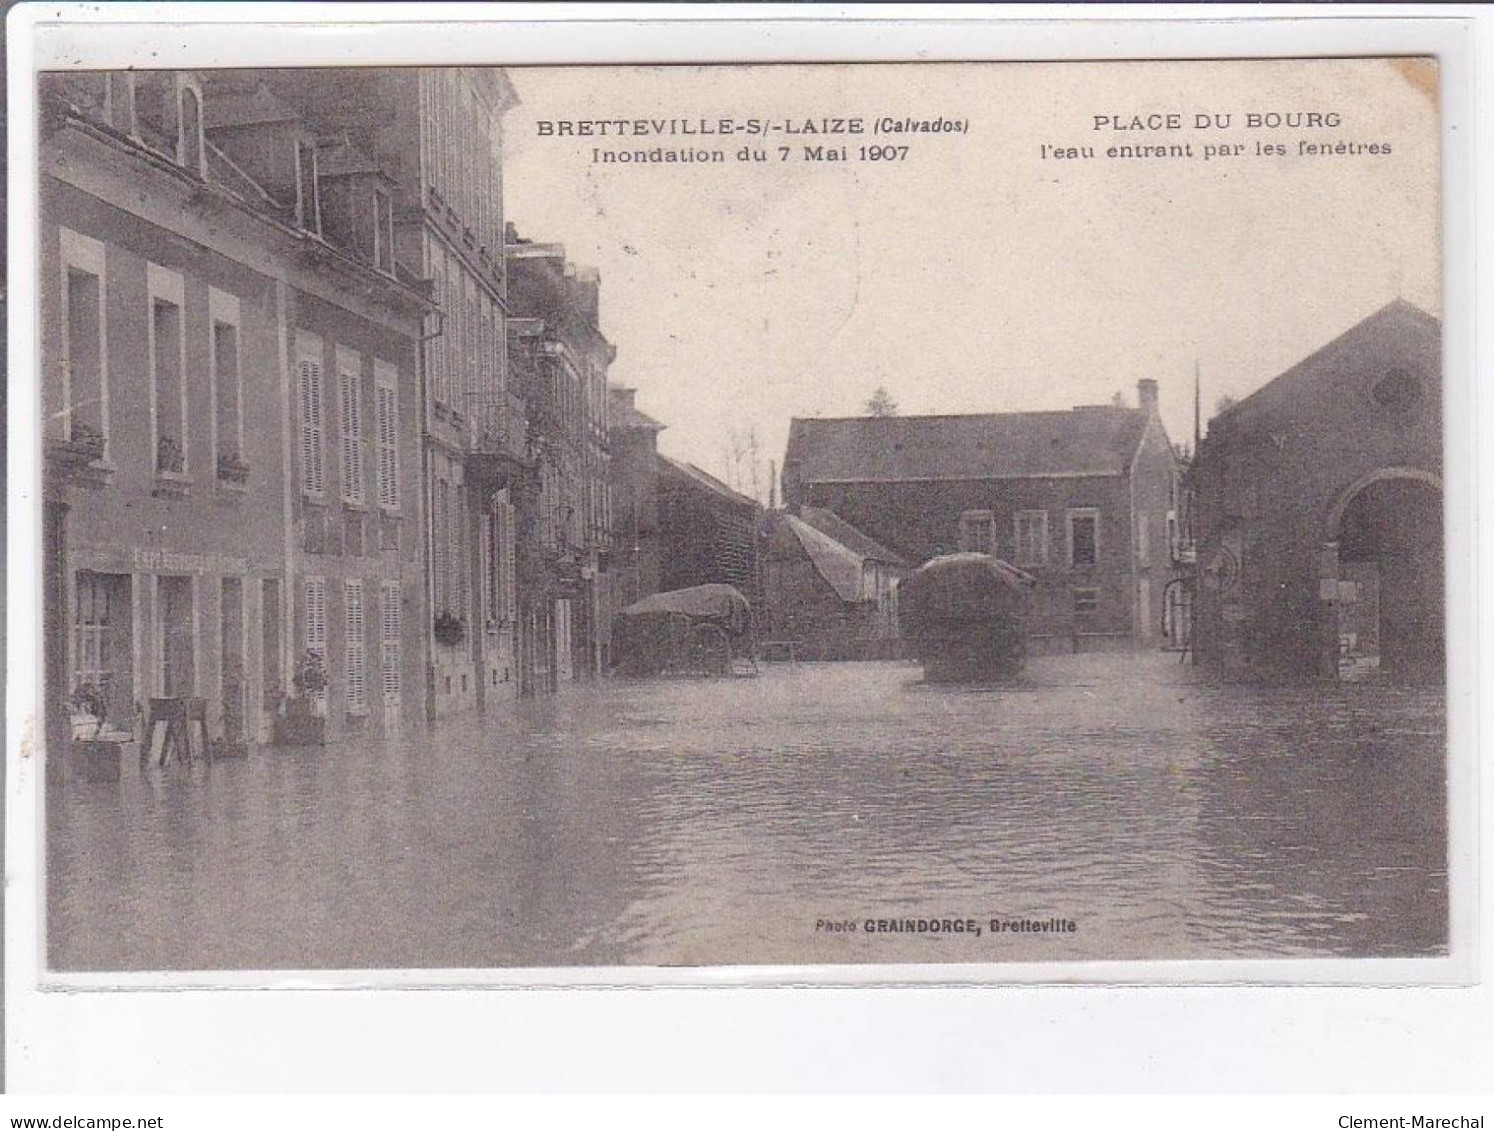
{"left": 48, "top": 654, "right": 1446, "bottom": 970}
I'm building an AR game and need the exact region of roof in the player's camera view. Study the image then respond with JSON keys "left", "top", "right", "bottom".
{"left": 1212, "top": 299, "right": 1440, "bottom": 428}
{"left": 610, "top": 393, "right": 665, "bottom": 433}
{"left": 780, "top": 512, "right": 907, "bottom": 603}
{"left": 784, "top": 406, "right": 1149, "bottom": 485}
{"left": 657, "top": 453, "right": 760, "bottom": 510}
{"left": 798, "top": 507, "right": 906, "bottom": 566}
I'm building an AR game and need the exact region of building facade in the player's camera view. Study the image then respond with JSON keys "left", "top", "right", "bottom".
{"left": 781, "top": 379, "right": 1178, "bottom": 653}
{"left": 607, "top": 386, "right": 666, "bottom": 613}
{"left": 761, "top": 506, "right": 908, "bottom": 659}
{"left": 657, "top": 456, "right": 764, "bottom": 614}
{"left": 266, "top": 68, "right": 523, "bottom": 720}
{"left": 1190, "top": 301, "right": 1442, "bottom": 683}
{"left": 507, "top": 235, "right": 615, "bottom": 690}
{"left": 40, "top": 69, "right": 430, "bottom": 768}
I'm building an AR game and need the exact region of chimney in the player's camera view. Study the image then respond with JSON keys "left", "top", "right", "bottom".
{"left": 781, "top": 457, "right": 804, "bottom": 515}
{"left": 1137, "top": 378, "right": 1160, "bottom": 415}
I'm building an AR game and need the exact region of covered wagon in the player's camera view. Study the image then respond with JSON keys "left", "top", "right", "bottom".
{"left": 611, "top": 584, "right": 755, "bottom": 676}
{"left": 897, "top": 553, "right": 1035, "bottom": 682}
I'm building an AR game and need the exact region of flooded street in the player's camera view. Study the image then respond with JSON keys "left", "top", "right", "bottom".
{"left": 47, "top": 653, "right": 1447, "bottom": 972}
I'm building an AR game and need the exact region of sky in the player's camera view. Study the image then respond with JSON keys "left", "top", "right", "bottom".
{"left": 502, "top": 59, "right": 1440, "bottom": 499}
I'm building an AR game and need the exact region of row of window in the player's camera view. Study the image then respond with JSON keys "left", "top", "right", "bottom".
{"left": 304, "top": 577, "right": 402, "bottom": 715}
{"left": 958, "top": 508, "right": 1103, "bottom": 567}
{"left": 296, "top": 331, "right": 402, "bottom": 512}
{"left": 59, "top": 230, "right": 248, "bottom": 482}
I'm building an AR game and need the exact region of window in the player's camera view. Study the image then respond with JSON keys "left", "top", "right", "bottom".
{"left": 73, "top": 571, "right": 115, "bottom": 705}
{"left": 447, "top": 479, "right": 465, "bottom": 616}
{"left": 303, "top": 577, "right": 328, "bottom": 711}
{"left": 373, "top": 187, "right": 394, "bottom": 274}
{"left": 432, "top": 478, "right": 449, "bottom": 613}
{"left": 1067, "top": 508, "right": 1100, "bottom": 567}
{"left": 1137, "top": 515, "right": 1150, "bottom": 563}
{"left": 374, "top": 361, "right": 400, "bottom": 511}
{"left": 209, "top": 289, "right": 243, "bottom": 472}
{"left": 345, "top": 579, "right": 367, "bottom": 714}
{"left": 147, "top": 263, "right": 186, "bottom": 474}
{"left": 296, "top": 332, "right": 326, "bottom": 497}
{"left": 958, "top": 509, "right": 996, "bottom": 555}
{"left": 337, "top": 348, "right": 365, "bottom": 506}
{"left": 1014, "top": 510, "right": 1049, "bottom": 567}
{"left": 381, "top": 580, "right": 401, "bottom": 705}
{"left": 59, "top": 229, "right": 108, "bottom": 452}
{"left": 178, "top": 83, "right": 204, "bottom": 175}
{"left": 296, "top": 142, "right": 321, "bottom": 234}
{"left": 1073, "top": 588, "right": 1099, "bottom": 616}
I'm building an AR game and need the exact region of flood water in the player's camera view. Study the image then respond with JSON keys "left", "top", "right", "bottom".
{"left": 47, "top": 652, "right": 1447, "bottom": 971}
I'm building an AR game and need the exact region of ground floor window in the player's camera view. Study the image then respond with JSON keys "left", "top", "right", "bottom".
{"left": 381, "top": 580, "right": 401, "bottom": 705}
{"left": 74, "top": 570, "right": 132, "bottom": 729}
{"left": 345, "top": 579, "right": 367, "bottom": 715}
{"left": 158, "top": 574, "right": 195, "bottom": 697}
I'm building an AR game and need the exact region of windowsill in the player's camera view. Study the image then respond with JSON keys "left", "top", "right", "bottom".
{"left": 378, "top": 507, "right": 402, "bottom": 520}
{"left": 302, "top": 494, "right": 327, "bottom": 508}
{"left": 342, "top": 499, "right": 370, "bottom": 513}
{"left": 152, "top": 471, "right": 192, "bottom": 499}
{"left": 345, "top": 707, "right": 370, "bottom": 720}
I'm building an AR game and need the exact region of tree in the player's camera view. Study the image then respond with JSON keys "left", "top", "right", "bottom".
{"left": 1214, "top": 394, "right": 1239, "bottom": 415}
{"left": 865, "top": 386, "right": 898, "bottom": 417}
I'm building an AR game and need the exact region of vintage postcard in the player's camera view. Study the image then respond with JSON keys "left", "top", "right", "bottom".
{"left": 16, "top": 31, "right": 1467, "bottom": 989}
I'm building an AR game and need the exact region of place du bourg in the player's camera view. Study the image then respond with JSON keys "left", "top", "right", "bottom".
{"left": 39, "top": 67, "right": 1445, "bottom": 971}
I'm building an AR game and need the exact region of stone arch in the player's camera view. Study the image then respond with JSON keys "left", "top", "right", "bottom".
{"left": 1323, "top": 466, "right": 1442, "bottom": 683}
{"left": 1325, "top": 466, "right": 1441, "bottom": 541}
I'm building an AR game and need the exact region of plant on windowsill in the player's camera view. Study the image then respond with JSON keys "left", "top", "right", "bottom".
{"left": 433, "top": 610, "right": 466, "bottom": 647}
{"left": 70, "top": 680, "right": 124, "bottom": 782}
{"left": 274, "top": 649, "right": 328, "bottom": 747}
{"left": 156, "top": 435, "right": 185, "bottom": 474}
{"left": 217, "top": 452, "right": 251, "bottom": 485}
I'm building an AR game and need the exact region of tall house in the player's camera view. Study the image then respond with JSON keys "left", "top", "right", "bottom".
{"left": 781, "top": 379, "right": 1178, "bottom": 653}
{"left": 266, "top": 68, "right": 522, "bottom": 720}
{"left": 507, "top": 234, "right": 615, "bottom": 689}
{"left": 39, "top": 69, "right": 430, "bottom": 765}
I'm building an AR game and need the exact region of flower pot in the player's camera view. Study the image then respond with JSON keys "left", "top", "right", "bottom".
{"left": 274, "top": 699, "right": 326, "bottom": 747}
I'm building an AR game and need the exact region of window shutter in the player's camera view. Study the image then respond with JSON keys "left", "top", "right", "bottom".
{"left": 340, "top": 365, "right": 364, "bottom": 505}
{"left": 376, "top": 383, "right": 400, "bottom": 510}
{"left": 345, "top": 579, "right": 366, "bottom": 713}
{"left": 299, "top": 355, "right": 325, "bottom": 496}
{"left": 381, "top": 580, "right": 401, "bottom": 703}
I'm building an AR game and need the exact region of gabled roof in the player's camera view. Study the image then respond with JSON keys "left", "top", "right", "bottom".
{"left": 1211, "top": 299, "right": 1440, "bottom": 428}
{"left": 798, "top": 507, "right": 906, "bottom": 566}
{"left": 785, "top": 406, "right": 1149, "bottom": 485}
{"left": 657, "top": 453, "right": 760, "bottom": 510}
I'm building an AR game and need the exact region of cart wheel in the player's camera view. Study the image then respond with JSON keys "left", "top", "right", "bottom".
{"left": 687, "top": 624, "right": 732, "bottom": 675}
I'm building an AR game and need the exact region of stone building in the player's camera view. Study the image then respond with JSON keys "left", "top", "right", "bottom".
{"left": 781, "top": 379, "right": 1179, "bottom": 653}
{"left": 265, "top": 67, "right": 523, "bottom": 721}
{"left": 39, "top": 69, "right": 430, "bottom": 765}
{"left": 607, "top": 386, "right": 666, "bottom": 613}
{"left": 657, "top": 456, "right": 763, "bottom": 613}
{"left": 1190, "top": 301, "right": 1442, "bottom": 682}
{"left": 507, "top": 235, "right": 615, "bottom": 690}
{"left": 761, "top": 507, "right": 908, "bottom": 659}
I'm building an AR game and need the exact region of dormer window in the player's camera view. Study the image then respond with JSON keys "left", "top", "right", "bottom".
{"left": 373, "top": 186, "right": 394, "bottom": 274}
{"left": 296, "top": 142, "right": 321, "bottom": 234}
{"left": 177, "top": 82, "right": 204, "bottom": 176}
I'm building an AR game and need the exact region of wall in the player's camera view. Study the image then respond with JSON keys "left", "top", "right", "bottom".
{"left": 799, "top": 475, "right": 1140, "bottom": 651}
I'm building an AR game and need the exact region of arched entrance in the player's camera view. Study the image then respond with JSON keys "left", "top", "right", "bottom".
{"left": 1327, "top": 469, "right": 1442, "bottom": 683}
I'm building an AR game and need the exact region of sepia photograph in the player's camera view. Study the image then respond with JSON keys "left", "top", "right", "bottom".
{"left": 27, "top": 48, "right": 1455, "bottom": 978}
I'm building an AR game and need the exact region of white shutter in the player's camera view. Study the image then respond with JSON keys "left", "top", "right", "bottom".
{"left": 339, "top": 361, "right": 364, "bottom": 505}
{"left": 381, "top": 580, "right": 401, "bottom": 703}
{"left": 298, "top": 339, "right": 325, "bottom": 497}
{"left": 376, "top": 378, "right": 400, "bottom": 510}
{"left": 304, "top": 577, "right": 327, "bottom": 710}
{"left": 345, "top": 579, "right": 366, "bottom": 713}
